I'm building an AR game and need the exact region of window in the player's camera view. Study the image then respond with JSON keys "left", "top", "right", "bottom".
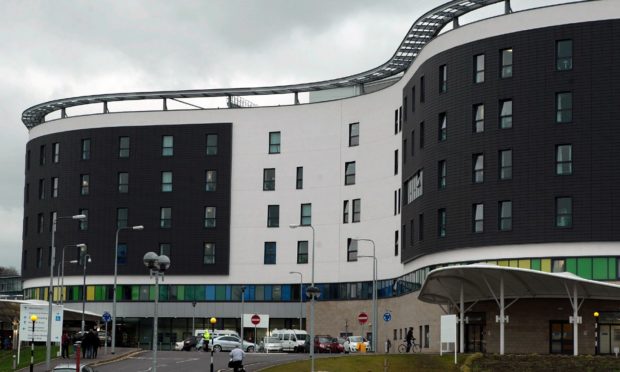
{"left": 438, "top": 209, "right": 446, "bottom": 238}
{"left": 264, "top": 242, "right": 276, "bottom": 265}
{"left": 24, "top": 184, "right": 29, "bottom": 204}
{"left": 159, "top": 243, "right": 171, "bottom": 258}
{"left": 296, "top": 167, "right": 303, "bottom": 189}
{"left": 473, "top": 154, "right": 484, "bottom": 183}
{"left": 556, "top": 197, "right": 572, "bottom": 228}
{"left": 556, "top": 145, "right": 573, "bottom": 175}
{"left": 420, "top": 76, "right": 425, "bottom": 103}
{"left": 420, "top": 122, "right": 425, "bottom": 148}
{"left": 552, "top": 259, "right": 566, "bottom": 272}
{"left": 37, "top": 213, "right": 44, "bottom": 233}
{"left": 297, "top": 241, "right": 308, "bottom": 264}
{"left": 499, "top": 201, "right": 512, "bottom": 231}
{"left": 81, "top": 139, "right": 91, "bottom": 160}
{"left": 347, "top": 238, "right": 358, "bottom": 262}
{"left": 556, "top": 92, "right": 572, "bottom": 123}
{"left": 119, "top": 136, "right": 130, "bottom": 158}
{"left": 394, "top": 230, "right": 399, "bottom": 256}
{"left": 204, "top": 207, "right": 216, "bottom": 228}
{"left": 349, "top": 123, "right": 359, "bottom": 146}
{"left": 473, "top": 104, "right": 484, "bottom": 133}
{"left": 474, "top": 54, "right": 485, "bottom": 83}
{"left": 263, "top": 168, "right": 275, "bottom": 191}
{"left": 204, "top": 243, "right": 216, "bottom": 264}
{"left": 556, "top": 39, "right": 572, "bottom": 71}
{"left": 79, "top": 209, "right": 88, "bottom": 231}
{"left": 116, "top": 208, "right": 128, "bottom": 229}
{"left": 500, "top": 48, "right": 513, "bottom": 78}
{"left": 438, "top": 160, "right": 446, "bottom": 189}
{"left": 38, "top": 179, "right": 45, "bottom": 200}
{"left": 49, "top": 212, "right": 56, "bottom": 232}
{"left": 39, "top": 145, "right": 46, "bottom": 165}
{"left": 410, "top": 131, "right": 415, "bottom": 157}
{"left": 343, "top": 200, "right": 349, "bottom": 223}
{"left": 345, "top": 161, "right": 356, "bottom": 185}
{"left": 473, "top": 203, "right": 484, "bottom": 233}
{"left": 267, "top": 205, "right": 280, "bottom": 227}
{"left": 117, "top": 244, "right": 128, "bottom": 265}
{"left": 411, "top": 87, "right": 416, "bottom": 113}
{"left": 160, "top": 207, "right": 172, "bottom": 228}
{"left": 162, "top": 135, "right": 173, "bottom": 156}
{"left": 409, "top": 219, "right": 414, "bottom": 244}
{"left": 500, "top": 100, "right": 513, "bottom": 129}
{"left": 52, "top": 143, "right": 60, "bottom": 163}
{"left": 161, "top": 171, "right": 173, "bottom": 192}
{"left": 499, "top": 150, "right": 512, "bottom": 180}
{"left": 206, "top": 170, "right": 217, "bottom": 191}
{"left": 36, "top": 247, "right": 43, "bottom": 269}
{"left": 26, "top": 150, "right": 30, "bottom": 170}
{"left": 118, "top": 172, "right": 129, "bottom": 193}
{"left": 269, "top": 131, "right": 281, "bottom": 154}
{"left": 439, "top": 64, "right": 447, "bottom": 93}
{"left": 300, "top": 203, "right": 311, "bottom": 226}
{"left": 394, "top": 109, "right": 399, "bottom": 135}
{"left": 403, "top": 97, "right": 408, "bottom": 121}
{"left": 206, "top": 134, "right": 218, "bottom": 155}
{"left": 51, "top": 177, "right": 59, "bottom": 198}
{"left": 438, "top": 113, "right": 447, "bottom": 141}
{"left": 394, "top": 150, "right": 399, "bottom": 175}
{"left": 418, "top": 214, "right": 424, "bottom": 241}
{"left": 352, "top": 199, "right": 361, "bottom": 223}
{"left": 80, "top": 174, "right": 90, "bottom": 195}
{"left": 405, "top": 169, "right": 423, "bottom": 204}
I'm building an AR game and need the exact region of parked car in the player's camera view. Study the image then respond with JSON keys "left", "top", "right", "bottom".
{"left": 330, "top": 337, "right": 345, "bottom": 353}
{"left": 176, "top": 336, "right": 198, "bottom": 351}
{"left": 271, "top": 329, "right": 308, "bottom": 352}
{"left": 211, "top": 335, "right": 255, "bottom": 352}
{"left": 259, "top": 336, "right": 283, "bottom": 352}
{"left": 97, "top": 331, "right": 111, "bottom": 346}
{"left": 346, "top": 335, "right": 369, "bottom": 352}
{"left": 52, "top": 364, "right": 96, "bottom": 372}
{"left": 313, "top": 335, "right": 335, "bottom": 353}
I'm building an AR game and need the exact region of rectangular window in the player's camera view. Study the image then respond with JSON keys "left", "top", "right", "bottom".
{"left": 556, "top": 92, "right": 573, "bottom": 123}
{"left": 438, "top": 113, "right": 447, "bottom": 141}
{"left": 439, "top": 64, "right": 447, "bottom": 93}
{"left": 420, "top": 122, "right": 425, "bottom": 148}
{"left": 474, "top": 54, "right": 485, "bottom": 83}
{"left": 39, "top": 178, "right": 45, "bottom": 200}
{"left": 345, "top": 161, "right": 356, "bottom": 185}
{"left": 410, "top": 130, "right": 415, "bottom": 157}
{"left": 399, "top": 107, "right": 402, "bottom": 132}
{"left": 499, "top": 201, "right": 512, "bottom": 231}
{"left": 26, "top": 150, "right": 30, "bottom": 171}
{"left": 473, "top": 154, "right": 484, "bottom": 183}
{"left": 473, "top": 104, "right": 484, "bottom": 133}
{"left": 263, "top": 168, "right": 275, "bottom": 191}
{"left": 269, "top": 131, "right": 281, "bottom": 154}
{"left": 556, "top": 197, "right": 572, "bottom": 228}
{"left": 205, "top": 170, "right": 217, "bottom": 191}
{"left": 438, "top": 160, "right": 446, "bottom": 189}
{"left": 394, "top": 150, "right": 399, "bottom": 175}
{"left": 556, "top": 39, "right": 572, "bottom": 71}
{"left": 117, "top": 208, "right": 128, "bottom": 229}
{"left": 159, "top": 243, "right": 171, "bottom": 258}
{"left": 297, "top": 241, "right": 308, "bottom": 264}
{"left": 418, "top": 214, "right": 424, "bottom": 241}
{"left": 347, "top": 238, "right": 358, "bottom": 262}
{"left": 52, "top": 143, "right": 60, "bottom": 163}
{"left": 411, "top": 86, "right": 416, "bottom": 113}
{"left": 473, "top": 203, "right": 484, "bottom": 233}
{"left": 161, "top": 171, "right": 173, "bottom": 192}
{"left": 343, "top": 200, "right": 349, "bottom": 223}
{"left": 501, "top": 48, "right": 513, "bottom": 78}
{"left": 39, "top": 145, "right": 46, "bottom": 165}
{"left": 81, "top": 138, "right": 91, "bottom": 160}
{"left": 300, "top": 203, "right": 311, "bottom": 226}
{"left": 409, "top": 219, "right": 414, "bottom": 244}
{"left": 204, "top": 243, "right": 216, "bottom": 264}
{"left": 267, "top": 205, "right": 280, "bottom": 227}
{"left": 119, "top": 136, "right": 130, "bottom": 158}
{"left": 37, "top": 213, "right": 44, "bottom": 233}
{"left": 118, "top": 172, "right": 129, "bottom": 193}
{"left": 51, "top": 177, "right": 59, "bottom": 198}
{"left": 206, "top": 134, "right": 218, "bottom": 155}
{"left": 420, "top": 76, "right": 425, "bottom": 103}
{"left": 160, "top": 207, "right": 172, "bottom": 228}
{"left": 352, "top": 199, "right": 361, "bottom": 223}
{"left": 499, "top": 150, "right": 512, "bottom": 180}
{"left": 49, "top": 212, "right": 56, "bottom": 232}
{"left": 394, "top": 110, "right": 399, "bottom": 135}
{"left": 117, "top": 244, "right": 127, "bottom": 265}
{"left": 80, "top": 174, "right": 90, "bottom": 195}
{"left": 204, "top": 207, "right": 216, "bottom": 228}
{"left": 405, "top": 169, "right": 423, "bottom": 204}
{"left": 556, "top": 144, "right": 573, "bottom": 175}
{"left": 349, "top": 123, "right": 359, "bottom": 146}
{"left": 394, "top": 230, "right": 399, "bottom": 256}
{"left": 404, "top": 97, "right": 408, "bottom": 121}
{"left": 36, "top": 247, "right": 43, "bottom": 269}
{"left": 162, "top": 135, "right": 173, "bottom": 156}
{"left": 296, "top": 167, "right": 303, "bottom": 189}
{"left": 500, "top": 100, "right": 513, "bottom": 129}
{"left": 264, "top": 242, "right": 276, "bottom": 265}
{"left": 438, "top": 209, "right": 446, "bottom": 238}
{"left": 552, "top": 259, "right": 566, "bottom": 273}
{"left": 79, "top": 209, "right": 88, "bottom": 231}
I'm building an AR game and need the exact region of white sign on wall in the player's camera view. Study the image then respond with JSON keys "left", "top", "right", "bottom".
{"left": 243, "top": 313, "right": 269, "bottom": 328}
{"left": 19, "top": 304, "right": 64, "bottom": 342}
{"left": 440, "top": 314, "right": 457, "bottom": 364}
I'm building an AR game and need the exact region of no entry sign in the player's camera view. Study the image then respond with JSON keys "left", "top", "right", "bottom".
{"left": 251, "top": 314, "right": 261, "bottom": 325}
{"left": 358, "top": 312, "right": 368, "bottom": 325}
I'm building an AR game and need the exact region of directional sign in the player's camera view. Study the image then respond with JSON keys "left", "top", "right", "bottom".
{"left": 251, "top": 314, "right": 261, "bottom": 325}
{"left": 102, "top": 311, "right": 112, "bottom": 323}
{"left": 358, "top": 312, "right": 368, "bottom": 325}
{"left": 383, "top": 312, "right": 392, "bottom": 322}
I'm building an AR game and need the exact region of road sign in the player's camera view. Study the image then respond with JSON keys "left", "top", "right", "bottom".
{"left": 358, "top": 312, "right": 368, "bottom": 325}
{"left": 383, "top": 312, "right": 392, "bottom": 322}
{"left": 102, "top": 311, "right": 112, "bottom": 323}
{"left": 251, "top": 314, "right": 261, "bottom": 325}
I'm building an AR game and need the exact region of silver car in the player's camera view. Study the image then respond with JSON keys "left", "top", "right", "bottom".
{"left": 52, "top": 364, "right": 96, "bottom": 372}
{"left": 260, "top": 336, "right": 283, "bottom": 352}
{"left": 211, "top": 335, "right": 255, "bottom": 352}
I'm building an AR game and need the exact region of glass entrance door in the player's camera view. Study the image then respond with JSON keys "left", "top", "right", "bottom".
{"left": 599, "top": 325, "right": 620, "bottom": 355}
{"left": 465, "top": 324, "right": 485, "bottom": 353}
{"left": 550, "top": 321, "right": 573, "bottom": 354}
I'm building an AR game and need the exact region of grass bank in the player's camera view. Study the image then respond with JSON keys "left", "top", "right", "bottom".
{"left": 0, "top": 345, "right": 60, "bottom": 372}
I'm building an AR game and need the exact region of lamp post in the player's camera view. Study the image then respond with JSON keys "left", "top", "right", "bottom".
{"left": 192, "top": 301, "right": 197, "bottom": 336}
{"left": 112, "top": 225, "right": 144, "bottom": 354}
{"left": 71, "top": 245, "right": 92, "bottom": 333}
{"left": 209, "top": 317, "right": 217, "bottom": 372}
{"left": 240, "top": 286, "right": 246, "bottom": 345}
{"left": 29, "top": 315, "right": 37, "bottom": 372}
{"left": 289, "top": 271, "right": 303, "bottom": 331}
{"left": 56, "top": 243, "right": 87, "bottom": 306}
{"left": 46, "top": 213, "right": 87, "bottom": 370}
{"left": 353, "top": 238, "right": 377, "bottom": 353}
{"left": 143, "top": 252, "right": 170, "bottom": 372}
{"left": 289, "top": 224, "right": 317, "bottom": 372}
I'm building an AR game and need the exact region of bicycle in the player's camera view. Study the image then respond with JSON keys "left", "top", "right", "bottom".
{"left": 397, "top": 340, "right": 421, "bottom": 353}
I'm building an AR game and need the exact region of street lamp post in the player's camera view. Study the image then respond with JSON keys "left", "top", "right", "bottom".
{"left": 353, "top": 238, "right": 377, "bottom": 353}
{"left": 73, "top": 245, "right": 93, "bottom": 333}
{"left": 46, "top": 213, "right": 86, "bottom": 370}
{"left": 29, "top": 315, "right": 37, "bottom": 372}
{"left": 112, "top": 225, "right": 144, "bottom": 354}
{"left": 192, "top": 301, "right": 197, "bottom": 336}
{"left": 240, "top": 286, "right": 246, "bottom": 345}
{"left": 289, "top": 224, "right": 317, "bottom": 372}
{"left": 209, "top": 317, "right": 217, "bottom": 372}
{"left": 56, "top": 243, "right": 87, "bottom": 306}
{"left": 289, "top": 271, "right": 303, "bottom": 331}
{"left": 143, "top": 252, "right": 170, "bottom": 372}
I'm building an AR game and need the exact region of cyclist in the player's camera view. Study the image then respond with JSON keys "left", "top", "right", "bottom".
{"left": 406, "top": 327, "right": 414, "bottom": 352}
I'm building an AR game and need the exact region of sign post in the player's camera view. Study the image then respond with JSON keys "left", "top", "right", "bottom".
{"left": 251, "top": 314, "right": 260, "bottom": 350}
{"left": 102, "top": 311, "right": 112, "bottom": 355}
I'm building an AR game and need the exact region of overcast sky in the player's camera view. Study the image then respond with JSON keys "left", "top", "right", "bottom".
{"left": 0, "top": 0, "right": 573, "bottom": 272}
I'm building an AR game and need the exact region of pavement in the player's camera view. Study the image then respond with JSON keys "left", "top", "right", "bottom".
{"left": 17, "top": 347, "right": 144, "bottom": 372}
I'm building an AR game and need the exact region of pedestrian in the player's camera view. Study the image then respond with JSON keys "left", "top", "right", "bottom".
{"left": 90, "top": 330, "right": 100, "bottom": 358}
{"left": 344, "top": 338, "right": 351, "bottom": 354}
{"left": 229, "top": 345, "right": 245, "bottom": 372}
{"left": 203, "top": 329, "right": 211, "bottom": 352}
{"left": 61, "top": 332, "right": 70, "bottom": 358}
{"left": 406, "top": 327, "right": 414, "bottom": 353}
{"left": 386, "top": 338, "right": 391, "bottom": 354}
{"left": 81, "top": 332, "right": 90, "bottom": 359}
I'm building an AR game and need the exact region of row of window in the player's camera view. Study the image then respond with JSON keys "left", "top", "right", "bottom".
{"left": 267, "top": 204, "right": 312, "bottom": 228}
{"left": 263, "top": 167, "right": 304, "bottom": 191}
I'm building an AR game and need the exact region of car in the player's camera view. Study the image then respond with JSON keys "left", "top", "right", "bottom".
{"left": 97, "top": 331, "right": 111, "bottom": 346}
{"left": 346, "top": 336, "right": 369, "bottom": 352}
{"left": 313, "top": 335, "right": 335, "bottom": 353}
{"left": 211, "top": 335, "right": 255, "bottom": 352}
{"left": 259, "top": 336, "right": 283, "bottom": 352}
{"left": 330, "top": 337, "right": 345, "bottom": 353}
{"left": 52, "top": 364, "right": 96, "bottom": 372}
{"left": 178, "top": 336, "right": 198, "bottom": 351}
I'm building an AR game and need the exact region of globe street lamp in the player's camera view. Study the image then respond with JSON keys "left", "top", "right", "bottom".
{"left": 209, "top": 317, "right": 217, "bottom": 372}
{"left": 143, "top": 252, "right": 170, "bottom": 372}
{"left": 46, "top": 213, "right": 87, "bottom": 370}
{"left": 192, "top": 301, "right": 197, "bottom": 337}
{"left": 289, "top": 271, "right": 304, "bottom": 331}
{"left": 352, "top": 238, "right": 377, "bottom": 353}
{"left": 29, "top": 315, "right": 37, "bottom": 372}
{"left": 112, "top": 225, "right": 144, "bottom": 354}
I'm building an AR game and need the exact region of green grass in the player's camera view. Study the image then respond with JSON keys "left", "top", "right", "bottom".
{"left": 470, "top": 354, "right": 620, "bottom": 372}
{"left": 0, "top": 345, "right": 60, "bottom": 372}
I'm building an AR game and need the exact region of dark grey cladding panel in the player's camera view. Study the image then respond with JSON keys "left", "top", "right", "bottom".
{"left": 22, "top": 123, "right": 232, "bottom": 279}
{"left": 400, "top": 20, "right": 620, "bottom": 263}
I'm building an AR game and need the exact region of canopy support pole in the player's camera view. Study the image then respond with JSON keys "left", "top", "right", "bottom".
{"left": 459, "top": 283, "right": 465, "bottom": 353}
{"left": 499, "top": 276, "right": 505, "bottom": 355}
{"left": 565, "top": 282, "right": 583, "bottom": 356}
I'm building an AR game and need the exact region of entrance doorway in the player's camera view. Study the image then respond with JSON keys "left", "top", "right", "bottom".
{"left": 597, "top": 312, "right": 620, "bottom": 354}
{"left": 464, "top": 312, "right": 485, "bottom": 353}
{"left": 549, "top": 321, "right": 573, "bottom": 354}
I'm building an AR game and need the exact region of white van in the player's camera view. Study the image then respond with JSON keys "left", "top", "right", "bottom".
{"left": 271, "top": 329, "right": 308, "bottom": 352}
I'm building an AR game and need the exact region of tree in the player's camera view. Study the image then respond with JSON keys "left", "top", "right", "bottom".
{"left": 0, "top": 266, "right": 18, "bottom": 276}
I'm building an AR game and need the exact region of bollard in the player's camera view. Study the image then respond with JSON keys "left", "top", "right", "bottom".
{"left": 12, "top": 354, "right": 16, "bottom": 370}
{"left": 75, "top": 342, "right": 81, "bottom": 372}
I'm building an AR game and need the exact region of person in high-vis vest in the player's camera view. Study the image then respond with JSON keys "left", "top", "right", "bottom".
{"left": 203, "top": 330, "right": 211, "bottom": 351}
